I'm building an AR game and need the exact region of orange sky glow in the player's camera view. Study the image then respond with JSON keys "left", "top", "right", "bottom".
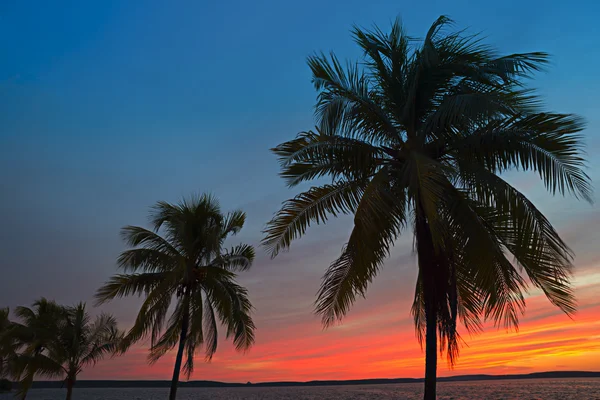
{"left": 73, "top": 179, "right": 600, "bottom": 382}
{"left": 84, "top": 266, "right": 600, "bottom": 382}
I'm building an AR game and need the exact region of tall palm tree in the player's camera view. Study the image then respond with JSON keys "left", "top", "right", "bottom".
{"left": 96, "top": 194, "right": 256, "bottom": 400}
{"left": 262, "top": 16, "right": 591, "bottom": 400}
{"left": 10, "top": 300, "right": 121, "bottom": 400}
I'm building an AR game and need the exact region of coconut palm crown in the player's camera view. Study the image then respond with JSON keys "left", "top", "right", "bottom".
{"left": 96, "top": 194, "right": 256, "bottom": 400}
{"left": 262, "top": 16, "right": 592, "bottom": 400}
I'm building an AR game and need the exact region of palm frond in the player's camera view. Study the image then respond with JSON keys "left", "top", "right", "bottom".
{"left": 420, "top": 86, "right": 540, "bottom": 141}
{"left": 87, "top": 314, "right": 118, "bottom": 344}
{"left": 450, "top": 113, "right": 592, "bottom": 202}
{"left": 122, "top": 277, "right": 178, "bottom": 348}
{"left": 221, "top": 280, "right": 255, "bottom": 352}
{"left": 202, "top": 295, "right": 218, "bottom": 361}
{"left": 445, "top": 190, "right": 527, "bottom": 330}
{"left": 95, "top": 272, "right": 167, "bottom": 304}
{"left": 117, "top": 248, "right": 179, "bottom": 273}
{"left": 149, "top": 200, "right": 186, "bottom": 232}
{"left": 484, "top": 52, "right": 549, "bottom": 83}
{"left": 16, "top": 353, "right": 64, "bottom": 399}
{"left": 271, "top": 129, "right": 386, "bottom": 187}
{"left": 316, "top": 168, "right": 406, "bottom": 326}
{"left": 203, "top": 276, "right": 255, "bottom": 352}
{"left": 222, "top": 210, "right": 246, "bottom": 238}
{"left": 120, "top": 226, "right": 181, "bottom": 259}
{"left": 182, "top": 290, "right": 206, "bottom": 377}
{"left": 148, "top": 300, "right": 186, "bottom": 365}
{"left": 81, "top": 321, "right": 122, "bottom": 367}
{"left": 352, "top": 20, "right": 411, "bottom": 127}
{"left": 308, "top": 52, "right": 401, "bottom": 144}
{"left": 405, "top": 152, "right": 455, "bottom": 249}
{"left": 410, "top": 278, "right": 426, "bottom": 348}
{"left": 458, "top": 166, "right": 576, "bottom": 314}
{"left": 182, "top": 334, "right": 196, "bottom": 379}
{"left": 211, "top": 244, "right": 255, "bottom": 272}
{"left": 262, "top": 180, "right": 366, "bottom": 257}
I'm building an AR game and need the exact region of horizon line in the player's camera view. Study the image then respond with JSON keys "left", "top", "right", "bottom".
{"left": 24, "top": 371, "right": 600, "bottom": 388}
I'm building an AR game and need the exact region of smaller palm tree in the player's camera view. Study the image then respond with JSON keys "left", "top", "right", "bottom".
{"left": 96, "top": 194, "right": 256, "bottom": 400}
{"left": 10, "top": 300, "right": 122, "bottom": 400}
{"left": 0, "top": 307, "right": 14, "bottom": 379}
{"left": 10, "top": 298, "right": 66, "bottom": 398}
{"left": 53, "top": 304, "right": 122, "bottom": 400}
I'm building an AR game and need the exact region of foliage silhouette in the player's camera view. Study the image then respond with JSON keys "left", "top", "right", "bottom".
{"left": 97, "top": 194, "right": 256, "bottom": 400}
{"left": 263, "top": 15, "right": 591, "bottom": 400}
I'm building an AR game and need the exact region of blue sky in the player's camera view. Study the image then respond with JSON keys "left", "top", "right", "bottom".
{"left": 0, "top": 0, "right": 599, "bottom": 380}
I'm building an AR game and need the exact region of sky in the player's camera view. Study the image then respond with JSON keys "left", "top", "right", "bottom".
{"left": 1, "top": 0, "right": 599, "bottom": 383}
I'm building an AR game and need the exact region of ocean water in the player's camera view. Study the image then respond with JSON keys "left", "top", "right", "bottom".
{"left": 1, "top": 378, "right": 599, "bottom": 400}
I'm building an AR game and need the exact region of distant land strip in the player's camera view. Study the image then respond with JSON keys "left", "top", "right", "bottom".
{"left": 25, "top": 371, "right": 600, "bottom": 389}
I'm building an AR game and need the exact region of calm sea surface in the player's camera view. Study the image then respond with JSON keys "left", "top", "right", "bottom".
{"left": 1, "top": 378, "right": 599, "bottom": 400}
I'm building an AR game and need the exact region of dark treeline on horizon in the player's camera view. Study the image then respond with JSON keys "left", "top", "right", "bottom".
{"left": 20, "top": 371, "right": 600, "bottom": 389}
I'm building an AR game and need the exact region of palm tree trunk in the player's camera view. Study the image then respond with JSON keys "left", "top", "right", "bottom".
{"left": 169, "top": 297, "right": 190, "bottom": 400}
{"left": 65, "top": 376, "right": 75, "bottom": 400}
{"left": 19, "top": 375, "right": 33, "bottom": 400}
{"left": 416, "top": 204, "right": 438, "bottom": 400}
{"left": 423, "top": 294, "right": 437, "bottom": 400}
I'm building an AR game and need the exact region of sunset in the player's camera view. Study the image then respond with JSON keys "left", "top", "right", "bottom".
{"left": 1, "top": 1, "right": 599, "bottom": 399}
{"left": 83, "top": 228, "right": 600, "bottom": 383}
{"left": 86, "top": 281, "right": 600, "bottom": 382}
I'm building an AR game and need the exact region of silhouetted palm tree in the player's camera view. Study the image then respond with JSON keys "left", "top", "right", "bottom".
{"left": 10, "top": 300, "right": 121, "bottom": 400}
{"left": 96, "top": 194, "right": 256, "bottom": 400}
{"left": 0, "top": 308, "right": 14, "bottom": 380}
{"left": 54, "top": 304, "right": 122, "bottom": 400}
{"left": 263, "top": 16, "right": 591, "bottom": 400}
{"left": 10, "top": 298, "right": 66, "bottom": 399}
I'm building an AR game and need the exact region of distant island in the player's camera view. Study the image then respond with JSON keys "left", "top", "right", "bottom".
{"left": 26, "top": 371, "right": 600, "bottom": 389}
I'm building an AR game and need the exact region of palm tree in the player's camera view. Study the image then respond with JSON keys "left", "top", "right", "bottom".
{"left": 52, "top": 304, "right": 122, "bottom": 400}
{"left": 96, "top": 194, "right": 256, "bottom": 400}
{"left": 262, "top": 16, "right": 591, "bottom": 400}
{"left": 10, "top": 300, "right": 122, "bottom": 400}
{"left": 0, "top": 308, "right": 19, "bottom": 393}
{"left": 0, "top": 307, "right": 13, "bottom": 379}
{"left": 10, "top": 298, "right": 66, "bottom": 399}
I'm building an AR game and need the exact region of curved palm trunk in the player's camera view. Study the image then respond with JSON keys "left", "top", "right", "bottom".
{"left": 416, "top": 204, "right": 438, "bottom": 400}
{"left": 19, "top": 374, "right": 34, "bottom": 400}
{"left": 65, "top": 376, "right": 75, "bottom": 400}
{"left": 169, "top": 296, "right": 190, "bottom": 400}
